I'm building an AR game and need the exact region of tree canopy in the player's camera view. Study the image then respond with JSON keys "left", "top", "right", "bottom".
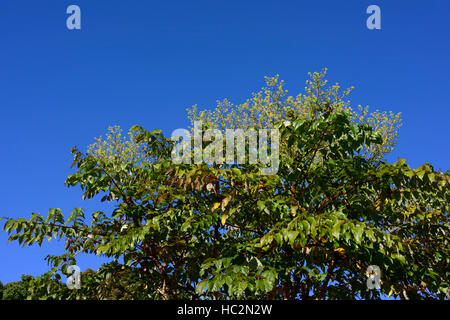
{"left": 1, "top": 71, "right": 448, "bottom": 300}
{"left": 1, "top": 275, "right": 33, "bottom": 300}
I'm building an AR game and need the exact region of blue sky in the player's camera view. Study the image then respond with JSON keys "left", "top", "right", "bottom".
{"left": 0, "top": 0, "right": 449, "bottom": 285}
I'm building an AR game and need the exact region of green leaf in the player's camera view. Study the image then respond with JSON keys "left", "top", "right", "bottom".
{"left": 195, "top": 280, "right": 208, "bottom": 295}
{"left": 331, "top": 221, "right": 343, "bottom": 240}
{"left": 286, "top": 231, "right": 299, "bottom": 247}
{"left": 353, "top": 225, "right": 364, "bottom": 244}
{"left": 261, "top": 233, "right": 274, "bottom": 247}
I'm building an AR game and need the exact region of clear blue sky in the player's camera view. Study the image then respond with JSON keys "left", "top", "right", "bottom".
{"left": 0, "top": 0, "right": 449, "bottom": 284}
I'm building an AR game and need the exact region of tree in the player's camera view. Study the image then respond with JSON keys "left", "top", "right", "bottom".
{"left": 26, "top": 264, "right": 149, "bottom": 300}
{"left": 2, "top": 275, "right": 33, "bottom": 300}
{"left": 1, "top": 72, "right": 448, "bottom": 300}
{"left": 187, "top": 69, "right": 402, "bottom": 163}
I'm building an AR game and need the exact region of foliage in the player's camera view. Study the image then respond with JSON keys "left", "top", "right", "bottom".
{"left": 26, "top": 265, "right": 152, "bottom": 300}
{"left": 1, "top": 72, "right": 448, "bottom": 300}
{"left": 187, "top": 69, "right": 402, "bottom": 163}
{"left": 1, "top": 275, "right": 34, "bottom": 300}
